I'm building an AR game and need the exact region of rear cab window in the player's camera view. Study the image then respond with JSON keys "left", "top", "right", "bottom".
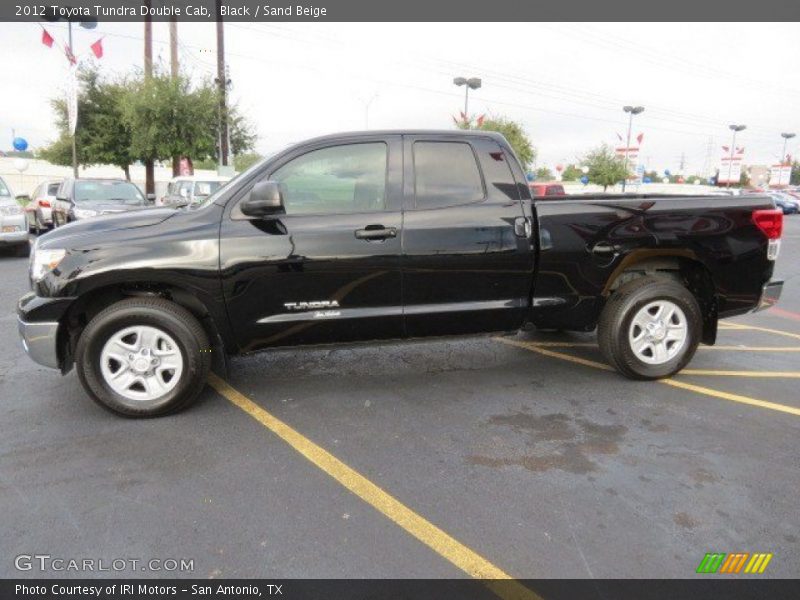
{"left": 412, "top": 141, "right": 485, "bottom": 209}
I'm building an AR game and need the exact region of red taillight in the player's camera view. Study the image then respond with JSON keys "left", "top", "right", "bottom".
{"left": 752, "top": 209, "right": 783, "bottom": 240}
{"left": 38, "top": 199, "right": 51, "bottom": 208}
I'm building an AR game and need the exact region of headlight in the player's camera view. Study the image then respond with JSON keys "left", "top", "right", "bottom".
{"left": 73, "top": 208, "right": 98, "bottom": 219}
{"left": 31, "top": 248, "right": 66, "bottom": 281}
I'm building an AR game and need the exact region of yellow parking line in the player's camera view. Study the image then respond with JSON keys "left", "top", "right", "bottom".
{"left": 495, "top": 339, "right": 800, "bottom": 417}
{"left": 207, "top": 373, "right": 541, "bottom": 600}
{"left": 701, "top": 345, "right": 800, "bottom": 352}
{"left": 661, "top": 379, "right": 800, "bottom": 416}
{"left": 524, "top": 341, "right": 800, "bottom": 352}
{"left": 681, "top": 369, "right": 800, "bottom": 378}
{"left": 720, "top": 322, "right": 800, "bottom": 341}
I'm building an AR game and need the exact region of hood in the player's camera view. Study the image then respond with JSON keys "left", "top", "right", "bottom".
{"left": 38, "top": 208, "right": 176, "bottom": 249}
{"left": 77, "top": 202, "right": 149, "bottom": 214}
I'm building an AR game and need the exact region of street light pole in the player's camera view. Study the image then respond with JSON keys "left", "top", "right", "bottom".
{"left": 780, "top": 132, "right": 796, "bottom": 165}
{"left": 621, "top": 105, "right": 644, "bottom": 192}
{"left": 68, "top": 21, "right": 78, "bottom": 178}
{"left": 453, "top": 77, "right": 482, "bottom": 124}
{"left": 727, "top": 124, "right": 746, "bottom": 188}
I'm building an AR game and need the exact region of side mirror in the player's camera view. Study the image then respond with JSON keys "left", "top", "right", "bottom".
{"left": 240, "top": 181, "right": 284, "bottom": 217}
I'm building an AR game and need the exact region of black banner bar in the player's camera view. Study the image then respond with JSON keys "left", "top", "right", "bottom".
{"left": 4, "top": 579, "right": 800, "bottom": 600}
{"left": 3, "top": 0, "right": 800, "bottom": 22}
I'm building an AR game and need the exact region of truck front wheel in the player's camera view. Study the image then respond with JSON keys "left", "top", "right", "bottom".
{"left": 75, "top": 297, "right": 211, "bottom": 417}
{"left": 598, "top": 276, "right": 702, "bottom": 380}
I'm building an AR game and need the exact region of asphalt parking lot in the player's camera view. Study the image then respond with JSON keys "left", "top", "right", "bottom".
{"left": 1, "top": 218, "right": 799, "bottom": 582}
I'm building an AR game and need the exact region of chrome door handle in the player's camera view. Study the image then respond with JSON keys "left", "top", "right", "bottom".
{"left": 591, "top": 241, "right": 616, "bottom": 254}
{"left": 355, "top": 226, "right": 397, "bottom": 241}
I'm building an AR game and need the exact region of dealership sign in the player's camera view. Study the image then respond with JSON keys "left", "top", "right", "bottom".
{"left": 718, "top": 145, "right": 745, "bottom": 184}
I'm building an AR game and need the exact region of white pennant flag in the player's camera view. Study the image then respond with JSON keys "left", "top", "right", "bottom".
{"left": 66, "top": 64, "right": 78, "bottom": 135}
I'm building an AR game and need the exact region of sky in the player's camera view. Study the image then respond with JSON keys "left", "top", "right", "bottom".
{"left": 1, "top": 21, "right": 799, "bottom": 176}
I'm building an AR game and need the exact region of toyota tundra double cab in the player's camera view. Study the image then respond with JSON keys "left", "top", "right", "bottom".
{"left": 18, "top": 130, "right": 783, "bottom": 417}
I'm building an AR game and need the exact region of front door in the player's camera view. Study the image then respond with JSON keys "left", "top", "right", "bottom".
{"left": 401, "top": 135, "right": 534, "bottom": 337}
{"left": 220, "top": 136, "right": 404, "bottom": 352}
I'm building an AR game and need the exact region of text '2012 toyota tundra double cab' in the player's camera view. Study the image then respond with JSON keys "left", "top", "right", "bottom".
{"left": 18, "top": 130, "right": 784, "bottom": 417}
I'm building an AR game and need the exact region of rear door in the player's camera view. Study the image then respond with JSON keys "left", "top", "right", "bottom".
{"left": 219, "top": 135, "right": 404, "bottom": 352}
{"left": 401, "top": 135, "right": 534, "bottom": 337}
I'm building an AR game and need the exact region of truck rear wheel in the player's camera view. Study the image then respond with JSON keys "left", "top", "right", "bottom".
{"left": 75, "top": 297, "right": 211, "bottom": 417}
{"left": 598, "top": 276, "right": 701, "bottom": 380}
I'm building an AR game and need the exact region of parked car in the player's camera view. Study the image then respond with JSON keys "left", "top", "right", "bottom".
{"left": 52, "top": 178, "right": 149, "bottom": 226}
{"left": 26, "top": 179, "right": 62, "bottom": 233}
{"left": 0, "top": 176, "right": 29, "bottom": 256}
{"left": 530, "top": 182, "right": 566, "bottom": 197}
{"left": 770, "top": 192, "right": 799, "bottom": 215}
{"left": 18, "top": 130, "right": 783, "bottom": 417}
{"left": 161, "top": 175, "right": 231, "bottom": 209}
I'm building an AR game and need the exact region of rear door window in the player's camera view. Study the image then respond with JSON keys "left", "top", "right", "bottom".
{"left": 47, "top": 183, "right": 60, "bottom": 195}
{"left": 412, "top": 141, "right": 485, "bottom": 209}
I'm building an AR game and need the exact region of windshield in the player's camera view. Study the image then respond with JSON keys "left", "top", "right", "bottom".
{"left": 75, "top": 180, "right": 146, "bottom": 205}
{"left": 194, "top": 181, "right": 224, "bottom": 200}
{"left": 0, "top": 178, "right": 10, "bottom": 197}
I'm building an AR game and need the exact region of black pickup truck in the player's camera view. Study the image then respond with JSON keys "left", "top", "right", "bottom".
{"left": 18, "top": 130, "right": 784, "bottom": 417}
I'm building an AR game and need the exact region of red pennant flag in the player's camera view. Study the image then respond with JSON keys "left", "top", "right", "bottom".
{"left": 721, "top": 145, "right": 729, "bottom": 153}
{"left": 41, "top": 28, "right": 54, "bottom": 48}
{"left": 636, "top": 132, "right": 644, "bottom": 145}
{"left": 90, "top": 38, "right": 103, "bottom": 59}
{"left": 476, "top": 114, "right": 485, "bottom": 127}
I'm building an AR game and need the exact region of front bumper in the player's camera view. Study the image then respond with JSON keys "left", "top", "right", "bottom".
{"left": 753, "top": 280, "right": 783, "bottom": 312}
{"left": 18, "top": 317, "right": 60, "bottom": 369}
{"left": 0, "top": 223, "right": 28, "bottom": 244}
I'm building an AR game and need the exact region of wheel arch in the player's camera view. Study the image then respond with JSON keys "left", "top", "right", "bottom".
{"left": 59, "top": 281, "right": 228, "bottom": 373}
{"left": 602, "top": 251, "right": 718, "bottom": 345}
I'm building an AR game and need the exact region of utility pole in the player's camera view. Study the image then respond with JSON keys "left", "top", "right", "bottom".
{"left": 169, "top": 16, "right": 180, "bottom": 176}
{"left": 621, "top": 105, "right": 644, "bottom": 192}
{"left": 143, "top": 1, "right": 155, "bottom": 199}
{"left": 216, "top": 0, "right": 230, "bottom": 168}
{"left": 68, "top": 22, "right": 78, "bottom": 178}
{"left": 726, "top": 124, "right": 746, "bottom": 188}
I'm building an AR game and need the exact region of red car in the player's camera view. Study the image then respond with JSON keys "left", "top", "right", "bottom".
{"left": 529, "top": 182, "right": 566, "bottom": 197}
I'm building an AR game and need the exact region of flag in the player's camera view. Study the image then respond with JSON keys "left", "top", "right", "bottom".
{"left": 41, "top": 28, "right": 54, "bottom": 48}
{"left": 721, "top": 145, "right": 729, "bottom": 153}
{"left": 476, "top": 114, "right": 485, "bottom": 127}
{"left": 636, "top": 132, "right": 644, "bottom": 145}
{"left": 616, "top": 132, "right": 623, "bottom": 142}
{"left": 90, "top": 38, "right": 103, "bottom": 59}
{"left": 65, "top": 45, "right": 77, "bottom": 65}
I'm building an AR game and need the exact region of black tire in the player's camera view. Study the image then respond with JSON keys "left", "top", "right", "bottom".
{"left": 597, "top": 276, "right": 702, "bottom": 380}
{"left": 14, "top": 242, "right": 30, "bottom": 257}
{"left": 75, "top": 297, "right": 211, "bottom": 417}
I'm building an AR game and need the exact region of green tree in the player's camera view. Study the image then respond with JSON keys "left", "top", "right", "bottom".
{"left": 456, "top": 115, "right": 536, "bottom": 170}
{"left": 234, "top": 152, "right": 263, "bottom": 171}
{"left": 561, "top": 164, "right": 582, "bottom": 182}
{"left": 121, "top": 67, "right": 255, "bottom": 168}
{"left": 534, "top": 167, "right": 554, "bottom": 181}
{"left": 582, "top": 144, "right": 628, "bottom": 191}
{"left": 40, "top": 68, "right": 135, "bottom": 178}
{"left": 790, "top": 160, "right": 800, "bottom": 185}
{"left": 122, "top": 70, "right": 217, "bottom": 166}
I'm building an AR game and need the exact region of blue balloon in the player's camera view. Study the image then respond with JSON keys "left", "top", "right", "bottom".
{"left": 643, "top": 176, "right": 651, "bottom": 183}
{"left": 664, "top": 169, "right": 671, "bottom": 177}
{"left": 580, "top": 175, "right": 589, "bottom": 185}
{"left": 12, "top": 137, "right": 28, "bottom": 152}
{"left": 526, "top": 172, "right": 535, "bottom": 182}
